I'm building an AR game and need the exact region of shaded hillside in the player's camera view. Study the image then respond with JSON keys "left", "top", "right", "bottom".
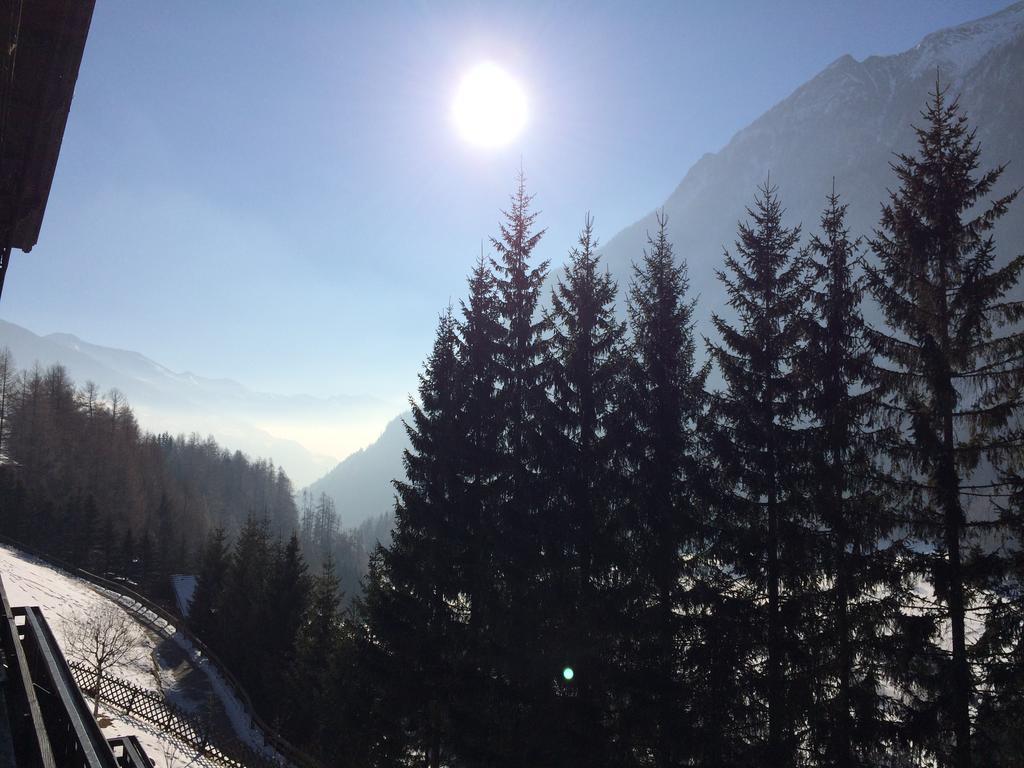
{"left": 0, "top": 361, "right": 298, "bottom": 589}
{"left": 306, "top": 413, "right": 410, "bottom": 529}
{"left": 0, "top": 319, "right": 398, "bottom": 486}
{"left": 600, "top": 2, "right": 1024, "bottom": 338}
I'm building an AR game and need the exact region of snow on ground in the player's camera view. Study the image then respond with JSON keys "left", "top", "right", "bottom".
{"left": 0, "top": 544, "right": 285, "bottom": 766}
{"left": 99, "top": 710, "right": 221, "bottom": 768}
{"left": 0, "top": 544, "right": 161, "bottom": 691}
{"left": 910, "top": 1, "right": 1024, "bottom": 79}
{"left": 162, "top": 630, "right": 284, "bottom": 763}
{"left": 172, "top": 574, "right": 198, "bottom": 618}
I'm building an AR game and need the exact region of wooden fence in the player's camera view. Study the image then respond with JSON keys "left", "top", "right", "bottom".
{"left": 68, "top": 662, "right": 282, "bottom": 768}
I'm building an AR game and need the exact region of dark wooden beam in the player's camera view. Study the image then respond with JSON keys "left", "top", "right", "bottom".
{"left": 0, "top": 0, "right": 96, "bottom": 300}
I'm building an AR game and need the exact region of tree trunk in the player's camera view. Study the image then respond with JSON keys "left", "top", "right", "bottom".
{"left": 936, "top": 209, "right": 970, "bottom": 768}
{"left": 658, "top": 582, "right": 672, "bottom": 768}
{"left": 941, "top": 425, "right": 971, "bottom": 768}
{"left": 836, "top": 538, "right": 852, "bottom": 768}
{"left": 767, "top": 489, "right": 783, "bottom": 767}
{"left": 92, "top": 666, "right": 102, "bottom": 718}
{"left": 832, "top": 444, "right": 853, "bottom": 768}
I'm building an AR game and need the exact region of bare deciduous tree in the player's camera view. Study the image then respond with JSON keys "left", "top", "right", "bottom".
{"left": 63, "top": 602, "right": 146, "bottom": 717}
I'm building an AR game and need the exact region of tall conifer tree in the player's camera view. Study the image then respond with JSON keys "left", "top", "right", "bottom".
{"left": 289, "top": 556, "right": 345, "bottom": 762}
{"left": 708, "top": 181, "right": 811, "bottom": 767}
{"left": 545, "top": 214, "right": 626, "bottom": 766}
{"left": 365, "top": 308, "right": 464, "bottom": 768}
{"left": 262, "top": 533, "right": 310, "bottom": 720}
{"left": 488, "top": 171, "right": 551, "bottom": 766}
{"left": 217, "top": 515, "right": 272, "bottom": 694}
{"left": 619, "top": 212, "right": 710, "bottom": 767}
{"left": 865, "top": 84, "right": 1024, "bottom": 768}
{"left": 800, "top": 187, "right": 902, "bottom": 767}
{"left": 450, "top": 256, "right": 506, "bottom": 765}
{"left": 189, "top": 526, "right": 229, "bottom": 642}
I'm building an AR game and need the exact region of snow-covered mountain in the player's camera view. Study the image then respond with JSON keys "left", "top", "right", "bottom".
{"left": 599, "top": 2, "right": 1024, "bottom": 331}
{"left": 0, "top": 319, "right": 399, "bottom": 487}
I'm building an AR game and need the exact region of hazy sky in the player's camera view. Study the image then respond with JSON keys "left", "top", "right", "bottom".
{"left": 3, "top": 0, "right": 1010, "bottom": 405}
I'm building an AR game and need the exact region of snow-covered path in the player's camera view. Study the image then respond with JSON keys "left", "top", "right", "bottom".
{"left": 0, "top": 544, "right": 160, "bottom": 691}
{"left": 0, "top": 544, "right": 283, "bottom": 767}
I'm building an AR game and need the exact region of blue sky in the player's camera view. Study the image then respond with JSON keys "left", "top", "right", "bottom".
{"left": 3, "top": 0, "right": 1009, "bottom": 405}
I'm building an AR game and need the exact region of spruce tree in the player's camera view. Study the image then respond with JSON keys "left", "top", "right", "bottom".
{"left": 289, "top": 556, "right": 345, "bottom": 761}
{"left": 217, "top": 515, "right": 272, "bottom": 696}
{"left": 261, "top": 533, "right": 310, "bottom": 720}
{"left": 619, "top": 211, "right": 710, "bottom": 767}
{"left": 544, "top": 214, "right": 626, "bottom": 767}
{"left": 488, "top": 170, "right": 551, "bottom": 766}
{"left": 450, "top": 255, "right": 505, "bottom": 765}
{"left": 364, "top": 308, "right": 465, "bottom": 767}
{"left": 865, "top": 84, "right": 1024, "bottom": 768}
{"left": 708, "top": 180, "right": 811, "bottom": 767}
{"left": 800, "top": 186, "right": 902, "bottom": 767}
{"left": 336, "top": 560, "right": 403, "bottom": 768}
{"left": 189, "top": 527, "right": 230, "bottom": 643}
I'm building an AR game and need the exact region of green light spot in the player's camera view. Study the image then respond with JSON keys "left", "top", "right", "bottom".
{"left": 562, "top": 666, "right": 574, "bottom": 681}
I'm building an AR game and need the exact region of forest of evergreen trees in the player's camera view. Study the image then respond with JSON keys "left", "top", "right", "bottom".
{"left": 0, "top": 350, "right": 386, "bottom": 752}
{"left": 336, "top": 87, "right": 1024, "bottom": 768}
{"left": 2, "top": 85, "right": 1022, "bottom": 768}
{"left": 0, "top": 356, "right": 299, "bottom": 584}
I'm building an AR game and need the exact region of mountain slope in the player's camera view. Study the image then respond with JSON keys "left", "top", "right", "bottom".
{"left": 306, "top": 413, "right": 410, "bottom": 529}
{"left": 599, "top": 2, "right": 1024, "bottom": 335}
{"left": 0, "top": 319, "right": 399, "bottom": 487}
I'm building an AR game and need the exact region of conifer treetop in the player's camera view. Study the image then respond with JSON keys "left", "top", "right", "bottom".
{"left": 866, "top": 81, "right": 1024, "bottom": 440}
{"left": 490, "top": 169, "right": 547, "bottom": 277}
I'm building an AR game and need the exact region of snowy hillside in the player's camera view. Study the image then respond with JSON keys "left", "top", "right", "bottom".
{"left": 907, "top": 0, "right": 1024, "bottom": 78}
{"left": 0, "top": 544, "right": 281, "bottom": 768}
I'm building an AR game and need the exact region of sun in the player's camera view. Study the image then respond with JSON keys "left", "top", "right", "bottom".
{"left": 452, "top": 62, "right": 527, "bottom": 148}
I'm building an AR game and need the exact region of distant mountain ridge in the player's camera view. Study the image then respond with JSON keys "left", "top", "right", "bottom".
{"left": 0, "top": 318, "right": 399, "bottom": 487}
{"left": 599, "top": 1, "right": 1024, "bottom": 334}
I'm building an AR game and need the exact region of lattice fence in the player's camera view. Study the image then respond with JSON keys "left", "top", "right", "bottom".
{"left": 69, "top": 661, "right": 281, "bottom": 768}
